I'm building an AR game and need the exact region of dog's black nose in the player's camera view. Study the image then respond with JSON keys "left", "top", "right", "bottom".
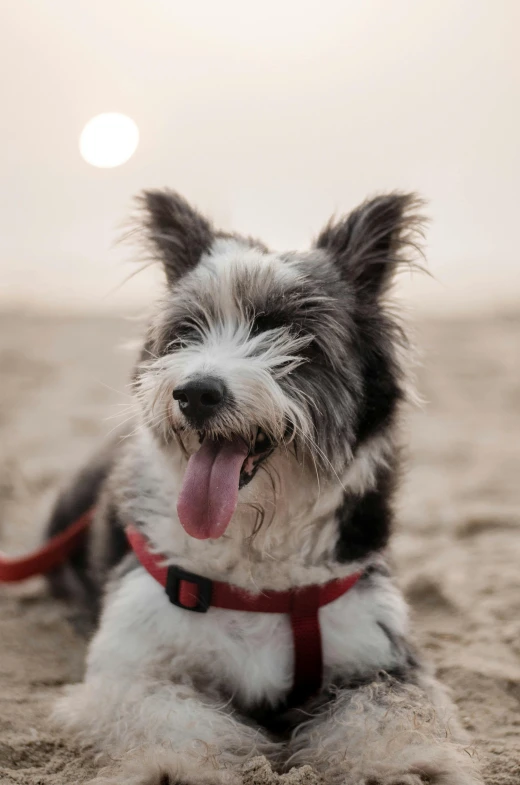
{"left": 173, "top": 377, "right": 226, "bottom": 423}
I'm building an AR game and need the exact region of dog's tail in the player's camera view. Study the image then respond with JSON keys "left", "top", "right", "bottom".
{"left": 44, "top": 445, "right": 118, "bottom": 603}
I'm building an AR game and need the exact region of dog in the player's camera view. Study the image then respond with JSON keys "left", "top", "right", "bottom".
{"left": 47, "top": 190, "right": 482, "bottom": 785}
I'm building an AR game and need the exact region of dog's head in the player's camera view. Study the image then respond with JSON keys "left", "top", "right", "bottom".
{"left": 134, "top": 190, "right": 424, "bottom": 541}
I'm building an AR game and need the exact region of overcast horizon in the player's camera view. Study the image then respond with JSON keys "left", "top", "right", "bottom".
{"left": 1, "top": 0, "right": 519, "bottom": 317}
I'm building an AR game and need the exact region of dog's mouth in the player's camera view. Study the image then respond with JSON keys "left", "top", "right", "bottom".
{"left": 176, "top": 429, "right": 274, "bottom": 540}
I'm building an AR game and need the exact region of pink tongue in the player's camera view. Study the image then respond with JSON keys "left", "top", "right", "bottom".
{"left": 177, "top": 436, "right": 250, "bottom": 539}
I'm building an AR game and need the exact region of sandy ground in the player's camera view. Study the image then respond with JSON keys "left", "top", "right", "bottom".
{"left": 0, "top": 311, "right": 519, "bottom": 784}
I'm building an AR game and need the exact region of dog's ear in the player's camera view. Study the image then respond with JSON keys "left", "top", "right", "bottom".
{"left": 315, "top": 193, "right": 425, "bottom": 300}
{"left": 139, "top": 189, "right": 214, "bottom": 285}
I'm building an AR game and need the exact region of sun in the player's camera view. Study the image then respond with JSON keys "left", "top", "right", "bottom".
{"left": 79, "top": 113, "right": 139, "bottom": 168}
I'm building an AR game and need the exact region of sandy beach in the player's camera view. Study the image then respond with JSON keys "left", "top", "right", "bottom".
{"left": 0, "top": 311, "right": 519, "bottom": 784}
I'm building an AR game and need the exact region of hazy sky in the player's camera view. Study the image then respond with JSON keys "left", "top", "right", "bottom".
{"left": 1, "top": 0, "right": 519, "bottom": 314}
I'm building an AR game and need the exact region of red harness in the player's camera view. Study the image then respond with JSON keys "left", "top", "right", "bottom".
{"left": 0, "top": 513, "right": 362, "bottom": 705}
{"left": 127, "top": 524, "right": 363, "bottom": 705}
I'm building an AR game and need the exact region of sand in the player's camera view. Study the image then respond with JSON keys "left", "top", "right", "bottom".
{"left": 0, "top": 311, "right": 519, "bottom": 784}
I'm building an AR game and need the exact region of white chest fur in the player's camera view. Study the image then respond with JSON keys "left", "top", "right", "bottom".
{"left": 87, "top": 566, "right": 409, "bottom": 709}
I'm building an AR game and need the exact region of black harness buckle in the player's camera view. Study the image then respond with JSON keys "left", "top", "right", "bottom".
{"left": 165, "top": 565, "right": 213, "bottom": 613}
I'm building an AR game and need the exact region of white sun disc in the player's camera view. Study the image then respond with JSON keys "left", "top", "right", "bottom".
{"left": 79, "top": 113, "right": 139, "bottom": 168}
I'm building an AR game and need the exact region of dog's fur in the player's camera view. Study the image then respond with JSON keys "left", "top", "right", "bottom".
{"left": 47, "top": 191, "right": 482, "bottom": 784}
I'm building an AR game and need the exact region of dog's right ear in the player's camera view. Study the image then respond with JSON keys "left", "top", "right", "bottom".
{"left": 314, "top": 193, "right": 425, "bottom": 301}
{"left": 139, "top": 189, "right": 214, "bottom": 286}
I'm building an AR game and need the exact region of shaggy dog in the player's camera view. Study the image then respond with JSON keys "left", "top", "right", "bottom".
{"left": 47, "top": 191, "right": 482, "bottom": 785}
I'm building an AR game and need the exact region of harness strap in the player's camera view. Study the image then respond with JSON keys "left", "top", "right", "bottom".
{"left": 288, "top": 584, "right": 323, "bottom": 705}
{"left": 126, "top": 524, "right": 363, "bottom": 704}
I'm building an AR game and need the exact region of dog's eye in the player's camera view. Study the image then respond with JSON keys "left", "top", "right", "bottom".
{"left": 161, "top": 319, "right": 203, "bottom": 352}
{"left": 301, "top": 337, "right": 327, "bottom": 365}
{"left": 250, "top": 311, "right": 292, "bottom": 337}
{"left": 176, "top": 320, "right": 202, "bottom": 342}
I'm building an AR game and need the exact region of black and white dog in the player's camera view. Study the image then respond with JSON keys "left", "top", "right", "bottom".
{"left": 48, "top": 191, "right": 481, "bottom": 785}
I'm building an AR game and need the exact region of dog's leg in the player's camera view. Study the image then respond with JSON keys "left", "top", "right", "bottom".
{"left": 55, "top": 674, "right": 279, "bottom": 785}
{"left": 54, "top": 570, "right": 280, "bottom": 785}
{"left": 287, "top": 673, "right": 483, "bottom": 785}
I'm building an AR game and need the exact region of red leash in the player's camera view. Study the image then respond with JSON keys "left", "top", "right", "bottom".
{"left": 0, "top": 508, "right": 94, "bottom": 583}
{"left": 127, "top": 524, "right": 363, "bottom": 705}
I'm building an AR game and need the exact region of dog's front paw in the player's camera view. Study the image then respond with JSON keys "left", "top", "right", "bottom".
{"left": 361, "top": 775, "right": 428, "bottom": 785}
{"left": 90, "top": 748, "right": 241, "bottom": 785}
{"left": 352, "top": 748, "right": 483, "bottom": 785}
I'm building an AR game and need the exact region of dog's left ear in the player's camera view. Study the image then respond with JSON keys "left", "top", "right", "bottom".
{"left": 315, "top": 193, "right": 425, "bottom": 300}
{"left": 139, "top": 189, "right": 214, "bottom": 286}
